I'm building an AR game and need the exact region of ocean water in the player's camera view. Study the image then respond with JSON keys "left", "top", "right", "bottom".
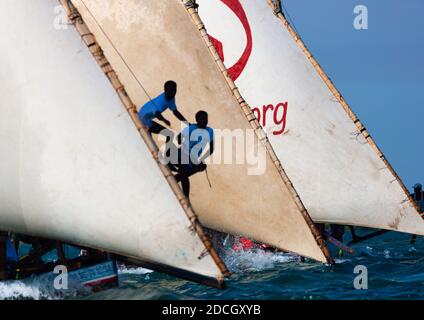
{"left": 1, "top": 230, "right": 424, "bottom": 300}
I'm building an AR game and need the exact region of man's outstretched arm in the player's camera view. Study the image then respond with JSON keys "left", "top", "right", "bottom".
{"left": 173, "top": 109, "right": 188, "bottom": 124}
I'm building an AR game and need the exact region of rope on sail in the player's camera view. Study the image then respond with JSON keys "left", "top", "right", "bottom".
{"left": 77, "top": 0, "right": 159, "bottom": 110}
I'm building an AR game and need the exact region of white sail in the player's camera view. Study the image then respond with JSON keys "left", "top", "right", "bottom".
{"left": 0, "top": 0, "right": 226, "bottom": 286}
{"left": 197, "top": 0, "right": 424, "bottom": 234}
{"left": 69, "top": 0, "right": 332, "bottom": 263}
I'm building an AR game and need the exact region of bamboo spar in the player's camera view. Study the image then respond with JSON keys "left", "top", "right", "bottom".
{"left": 57, "top": 0, "right": 229, "bottom": 280}
{"left": 268, "top": 0, "right": 423, "bottom": 218}
{"left": 183, "top": 1, "right": 334, "bottom": 264}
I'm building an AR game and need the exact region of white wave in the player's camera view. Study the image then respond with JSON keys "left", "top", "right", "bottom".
{"left": 334, "top": 258, "right": 350, "bottom": 264}
{"left": 0, "top": 274, "right": 89, "bottom": 300}
{"left": 117, "top": 265, "right": 153, "bottom": 275}
{"left": 222, "top": 248, "right": 298, "bottom": 273}
{"left": 0, "top": 280, "right": 46, "bottom": 300}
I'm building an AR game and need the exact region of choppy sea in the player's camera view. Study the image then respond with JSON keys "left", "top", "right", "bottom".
{"left": 1, "top": 229, "right": 424, "bottom": 300}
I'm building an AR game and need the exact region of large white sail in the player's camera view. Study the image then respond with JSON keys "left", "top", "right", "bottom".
{"left": 0, "top": 0, "right": 227, "bottom": 286}
{"left": 197, "top": 0, "right": 424, "bottom": 234}
{"left": 69, "top": 0, "right": 332, "bottom": 263}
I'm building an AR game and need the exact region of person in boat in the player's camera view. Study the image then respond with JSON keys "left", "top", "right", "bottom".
{"left": 138, "top": 80, "right": 187, "bottom": 141}
{"left": 330, "top": 224, "right": 345, "bottom": 242}
{"left": 0, "top": 233, "right": 19, "bottom": 280}
{"left": 410, "top": 183, "right": 423, "bottom": 244}
{"left": 173, "top": 110, "right": 214, "bottom": 198}
{"left": 233, "top": 237, "right": 272, "bottom": 252}
{"left": 412, "top": 183, "right": 423, "bottom": 212}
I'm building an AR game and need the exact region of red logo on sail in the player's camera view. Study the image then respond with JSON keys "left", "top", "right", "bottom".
{"left": 208, "top": 0, "right": 252, "bottom": 81}
{"left": 208, "top": 1, "right": 288, "bottom": 136}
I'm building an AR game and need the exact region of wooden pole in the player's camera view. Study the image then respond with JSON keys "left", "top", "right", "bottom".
{"left": 348, "top": 229, "right": 390, "bottom": 245}
{"left": 323, "top": 232, "right": 354, "bottom": 255}
{"left": 0, "top": 232, "right": 8, "bottom": 280}
{"left": 184, "top": 2, "right": 334, "bottom": 265}
{"left": 118, "top": 255, "right": 226, "bottom": 289}
{"left": 56, "top": 241, "right": 67, "bottom": 265}
{"left": 57, "top": 0, "right": 228, "bottom": 281}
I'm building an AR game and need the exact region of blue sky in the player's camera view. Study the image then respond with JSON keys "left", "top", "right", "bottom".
{"left": 282, "top": 0, "right": 423, "bottom": 191}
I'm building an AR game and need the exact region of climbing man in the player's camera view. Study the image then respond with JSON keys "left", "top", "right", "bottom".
{"left": 174, "top": 110, "right": 214, "bottom": 198}
{"left": 138, "top": 80, "right": 187, "bottom": 141}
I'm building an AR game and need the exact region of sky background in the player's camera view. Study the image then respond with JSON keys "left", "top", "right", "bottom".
{"left": 282, "top": 0, "right": 423, "bottom": 190}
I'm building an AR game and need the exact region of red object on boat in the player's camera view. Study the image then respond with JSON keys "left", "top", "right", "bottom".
{"left": 233, "top": 237, "right": 254, "bottom": 251}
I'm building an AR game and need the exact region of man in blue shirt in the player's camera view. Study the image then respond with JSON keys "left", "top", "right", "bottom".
{"left": 138, "top": 81, "right": 187, "bottom": 139}
{"left": 174, "top": 111, "right": 214, "bottom": 198}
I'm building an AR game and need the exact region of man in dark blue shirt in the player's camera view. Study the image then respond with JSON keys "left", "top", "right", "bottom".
{"left": 174, "top": 111, "right": 214, "bottom": 198}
